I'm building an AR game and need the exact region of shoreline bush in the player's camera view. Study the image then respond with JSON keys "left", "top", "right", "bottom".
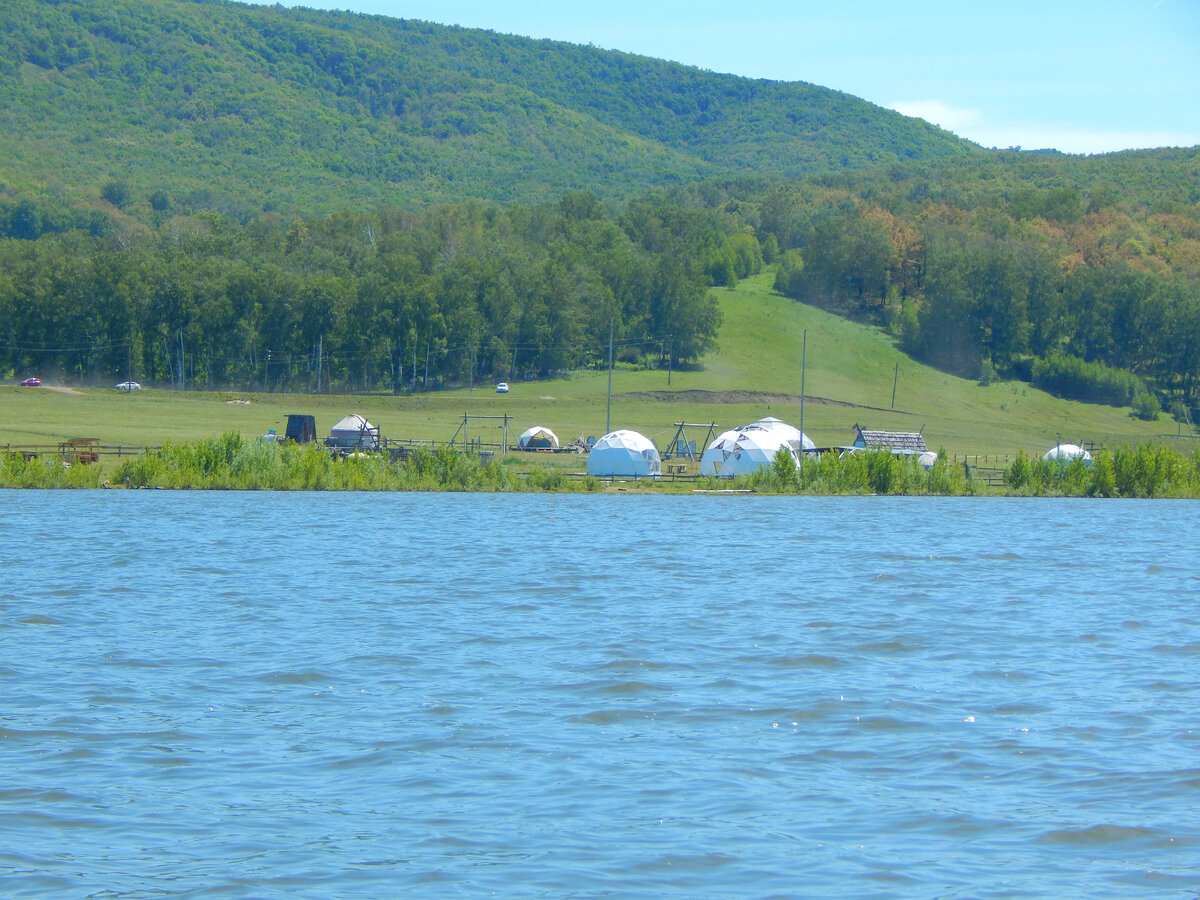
{"left": 4, "top": 438, "right": 1200, "bottom": 498}
{"left": 1004, "top": 444, "right": 1200, "bottom": 498}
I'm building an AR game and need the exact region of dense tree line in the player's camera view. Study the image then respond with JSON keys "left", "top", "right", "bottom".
{"left": 0, "top": 194, "right": 741, "bottom": 391}
{"left": 763, "top": 149, "right": 1200, "bottom": 413}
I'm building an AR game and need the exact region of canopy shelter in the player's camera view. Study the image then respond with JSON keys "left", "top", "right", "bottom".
{"left": 1043, "top": 443, "right": 1091, "bottom": 463}
{"left": 517, "top": 426, "right": 559, "bottom": 451}
{"left": 586, "top": 430, "right": 661, "bottom": 477}
{"left": 699, "top": 428, "right": 801, "bottom": 477}
{"left": 327, "top": 413, "right": 379, "bottom": 451}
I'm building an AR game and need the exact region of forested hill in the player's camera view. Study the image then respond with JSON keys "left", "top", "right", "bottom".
{"left": 4, "top": 0, "right": 1199, "bottom": 423}
{"left": 0, "top": 0, "right": 977, "bottom": 221}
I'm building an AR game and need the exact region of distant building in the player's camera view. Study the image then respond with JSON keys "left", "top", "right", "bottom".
{"left": 852, "top": 425, "right": 928, "bottom": 453}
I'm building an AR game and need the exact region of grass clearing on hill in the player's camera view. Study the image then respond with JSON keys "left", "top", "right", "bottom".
{"left": 1, "top": 272, "right": 1189, "bottom": 472}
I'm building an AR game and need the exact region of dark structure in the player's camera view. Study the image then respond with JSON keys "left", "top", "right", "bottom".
{"left": 284, "top": 414, "right": 317, "bottom": 444}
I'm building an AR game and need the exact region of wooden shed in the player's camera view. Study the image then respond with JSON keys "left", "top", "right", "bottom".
{"left": 852, "top": 426, "right": 928, "bottom": 453}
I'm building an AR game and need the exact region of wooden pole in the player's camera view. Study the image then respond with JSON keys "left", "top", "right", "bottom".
{"left": 799, "top": 330, "right": 806, "bottom": 481}
{"left": 606, "top": 318, "right": 613, "bottom": 435}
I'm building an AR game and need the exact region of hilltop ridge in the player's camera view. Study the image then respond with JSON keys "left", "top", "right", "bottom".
{"left": 0, "top": 0, "right": 977, "bottom": 219}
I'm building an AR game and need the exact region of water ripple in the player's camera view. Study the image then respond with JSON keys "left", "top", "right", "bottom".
{"left": 2, "top": 492, "right": 1199, "bottom": 898}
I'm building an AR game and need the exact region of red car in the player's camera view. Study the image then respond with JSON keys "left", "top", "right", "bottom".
{"left": 20, "top": 377, "right": 41, "bottom": 387}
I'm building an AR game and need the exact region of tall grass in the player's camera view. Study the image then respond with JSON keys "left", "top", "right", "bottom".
{"left": 97, "top": 434, "right": 600, "bottom": 492}
{"left": 733, "top": 448, "right": 975, "bottom": 495}
{"left": 7, "top": 435, "right": 1200, "bottom": 498}
{"left": 0, "top": 451, "right": 109, "bottom": 488}
{"left": 1005, "top": 443, "right": 1200, "bottom": 498}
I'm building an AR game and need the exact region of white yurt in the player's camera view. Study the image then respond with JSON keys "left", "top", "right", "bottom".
{"left": 517, "top": 425, "right": 559, "bottom": 451}
{"left": 699, "top": 428, "right": 801, "bottom": 477}
{"left": 918, "top": 450, "right": 939, "bottom": 469}
{"left": 327, "top": 413, "right": 379, "bottom": 450}
{"left": 748, "top": 416, "right": 816, "bottom": 451}
{"left": 1043, "top": 443, "right": 1092, "bottom": 463}
{"left": 586, "top": 430, "right": 661, "bottom": 477}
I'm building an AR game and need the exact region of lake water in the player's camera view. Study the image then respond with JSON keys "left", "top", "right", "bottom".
{"left": 2, "top": 491, "right": 1198, "bottom": 898}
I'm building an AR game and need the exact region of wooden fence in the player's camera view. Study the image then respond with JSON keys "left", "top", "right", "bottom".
{"left": 3, "top": 442, "right": 160, "bottom": 463}
{"left": 959, "top": 455, "right": 1009, "bottom": 486}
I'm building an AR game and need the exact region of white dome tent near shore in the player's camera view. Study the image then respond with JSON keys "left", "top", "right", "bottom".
{"left": 699, "top": 428, "right": 801, "bottom": 477}
{"left": 1043, "top": 443, "right": 1092, "bottom": 463}
{"left": 699, "top": 416, "right": 813, "bottom": 477}
{"left": 517, "top": 426, "right": 559, "bottom": 451}
{"left": 749, "top": 416, "right": 816, "bottom": 451}
{"left": 586, "top": 430, "right": 661, "bottom": 477}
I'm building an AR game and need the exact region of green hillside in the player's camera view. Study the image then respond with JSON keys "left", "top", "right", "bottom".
{"left": 2, "top": 271, "right": 1184, "bottom": 461}
{"left": 0, "top": 0, "right": 977, "bottom": 220}
{"left": 1, "top": 0, "right": 1197, "bottom": 449}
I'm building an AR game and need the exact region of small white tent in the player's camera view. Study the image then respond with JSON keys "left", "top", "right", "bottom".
{"left": 699, "top": 428, "right": 801, "bottom": 477}
{"left": 586, "top": 430, "right": 661, "bottom": 476}
{"left": 918, "top": 450, "right": 939, "bottom": 469}
{"left": 517, "top": 425, "right": 559, "bottom": 450}
{"left": 747, "top": 416, "right": 816, "bottom": 451}
{"left": 327, "top": 413, "right": 379, "bottom": 450}
{"left": 1043, "top": 443, "right": 1091, "bottom": 463}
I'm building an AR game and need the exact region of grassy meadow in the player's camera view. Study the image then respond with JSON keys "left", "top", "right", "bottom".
{"left": 2, "top": 272, "right": 1192, "bottom": 475}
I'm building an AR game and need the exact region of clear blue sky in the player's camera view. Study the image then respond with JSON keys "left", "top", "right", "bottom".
{"left": 270, "top": 0, "right": 1199, "bottom": 155}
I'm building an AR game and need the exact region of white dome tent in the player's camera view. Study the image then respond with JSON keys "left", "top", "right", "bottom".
{"left": 697, "top": 428, "right": 744, "bottom": 476}
{"left": 517, "top": 426, "right": 559, "bottom": 451}
{"left": 699, "top": 428, "right": 801, "bottom": 477}
{"left": 586, "top": 430, "right": 661, "bottom": 477}
{"left": 1043, "top": 443, "right": 1092, "bottom": 463}
{"left": 747, "top": 416, "right": 816, "bottom": 452}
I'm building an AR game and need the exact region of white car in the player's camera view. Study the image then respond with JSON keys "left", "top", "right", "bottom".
{"left": 115, "top": 381, "right": 142, "bottom": 391}
{"left": 496, "top": 382, "right": 509, "bottom": 393}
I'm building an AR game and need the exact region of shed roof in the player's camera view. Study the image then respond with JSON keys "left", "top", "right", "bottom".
{"left": 853, "top": 426, "right": 928, "bottom": 452}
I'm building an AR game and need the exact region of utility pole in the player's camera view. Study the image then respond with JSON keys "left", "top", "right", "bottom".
{"left": 606, "top": 318, "right": 614, "bottom": 435}
{"left": 317, "top": 334, "right": 324, "bottom": 394}
{"left": 799, "top": 330, "right": 807, "bottom": 481}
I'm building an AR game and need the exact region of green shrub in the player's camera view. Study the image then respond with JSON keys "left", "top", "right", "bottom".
{"left": 1005, "top": 451, "right": 1031, "bottom": 489}
{"left": 522, "top": 466, "right": 570, "bottom": 492}
{"left": 0, "top": 452, "right": 106, "bottom": 488}
{"left": 1131, "top": 390, "right": 1160, "bottom": 421}
{"left": 772, "top": 446, "right": 798, "bottom": 488}
{"left": 1031, "top": 353, "right": 1149, "bottom": 408}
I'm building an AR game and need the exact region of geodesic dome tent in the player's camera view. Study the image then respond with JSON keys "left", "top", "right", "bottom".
{"left": 699, "top": 428, "right": 801, "bottom": 477}
{"left": 1043, "top": 443, "right": 1091, "bottom": 463}
{"left": 747, "top": 416, "right": 816, "bottom": 451}
{"left": 517, "top": 426, "right": 559, "bottom": 450}
{"left": 586, "top": 430, "right": 661, "bottom": 476}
